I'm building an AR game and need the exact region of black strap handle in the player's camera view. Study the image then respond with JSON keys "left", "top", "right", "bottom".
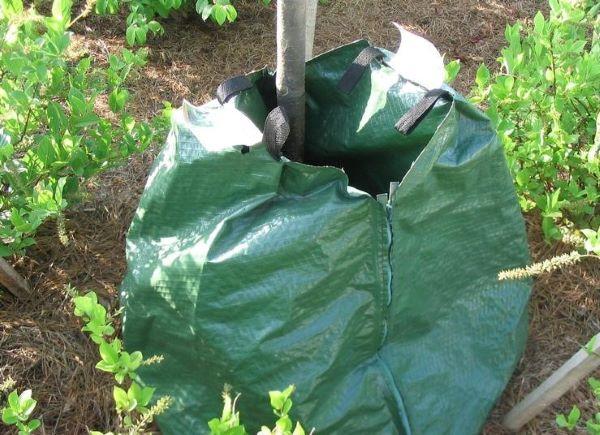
{"left": 216, "top": 75, "right": 253, "bottom": 105}
{"left": 395, "top": 89, "right": 453, "bottom": 135}
{"left": 263, "top": 107, "right": 290, "bottom": 160}
{"left": 338, "top": 47, "right": 385, "bottom": 93}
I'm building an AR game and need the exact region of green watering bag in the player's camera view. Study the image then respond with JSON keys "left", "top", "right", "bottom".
{"left": 121, "top": 40, "right": 531, "bottom": 434}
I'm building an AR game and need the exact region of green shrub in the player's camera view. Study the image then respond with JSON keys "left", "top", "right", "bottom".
{"left": 470, "top": 0, "right": 599, "bottom": 242}
{"left": 209, "top": 385, "right": 312, "bottom": 435}
{"left": 93, "top": 0, "right": 272, "bottom": 46}
{"left": 1, "top": 289, "right": 312, "bottom": 435}
{"left": 0, "top": 0, "right": 162, "bottom": 257}
{"left": 72, "top": 290, "right": 171, "bottom": 434}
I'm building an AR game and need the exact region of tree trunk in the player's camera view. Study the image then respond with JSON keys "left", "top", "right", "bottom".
{"left": 305, "top": 0, "right": 318, "bottom": 60}
{"left": 0, "top": 257, "right": 30, "bottom": 299}
{"left": 276, "top": 0, "right": 306, "bottom": 162}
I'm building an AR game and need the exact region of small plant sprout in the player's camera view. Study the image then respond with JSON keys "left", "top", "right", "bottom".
{"left": 556, "top": 377, "right": 600, "bottom": 434}
{"left": 208, "top": 385, "right": 314, "bottom": 435}
{"left": 444, "top": 58, "right": 461, "bottom": 84}
{"left": 259, "top": 385, "right": 311, "bottom": 435}
{"left": 1, "top": 390, "right": 41, "bottom": 435}
{"left": 208, "top": 386, "right": 245, "bottom": 435}
{"left": 73, "top": 292, "right": 115, "bottom": 344}
{"left": 72, "top": 290, "right": 171, "bottom": 434}
{"left": 556, "top": 405, "right": 581, "bottom": 431}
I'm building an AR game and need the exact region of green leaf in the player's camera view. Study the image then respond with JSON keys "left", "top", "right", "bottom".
{"left": 95, "top": 0, "right": 107, "bottom": 14}
{"left": 268, "top": 391, "right": 285, "bottom": 410}
{"left": 128, "top": 350, "right": 143, "bottom": 369}
{"left": 444, "top": 59, "right": 461, "bottom": 84}
{"left": 275, "top": 416, "right": 292, "bottom": 432}
{"left": 2, "top": 408, "right": 18, "bottom": 425}
{"left": 282, "top": 398, "right": 292, "bottom": 415}
{"left": 67, "top": 88, "right": 88, "bottom": 117}
{"left": 36, "top": 137, "right": 56, "bottom": 166}
{"left": 139, "top": 386, "right": 155, "bottom": 407}
{"left": 207, "top": 418, "right": 223, "bottom": 432}
{"left": 51, "top": 0, "right": 73, "bottom": 25}
{"left": 533, "top": 11, "right": 545, "bottom": 33}
{"left": 54, "top": 177, "right": 67, "bottom": 208}
{"left": 8, "top": 390, "right": 19, "bottom": 410}
{"left": 542, "top": 216, "right": 562, "bottom": 241}
{"left": 1, "top": 0, "right": 23, "bottom": 17}
{"left": 19, "top": 396, "right": 36, "bottom": 418}
{"left": 0, "top": 244, "right": 14, "bottom": 257}
{"left": 549, "top": 0, "right": 560, "bottom": 14}
{"left": 126, "top": 25, "right": 136, "bottom": 46}
{"left": 99, "top": 340, "right": 119, "bottom": 365}
{"left": 281, "top": 385, "right": 295, "bottom": 399}
{"left": 113, "top": 386, "right": 130, "bottom": 411}
{"left": 135, "top": 26, "right": 147, "bottom": 45}
{"left": 108, "top": 88, "right": 129, "bottom": 112}
{"left": 0, "top": 128, "right": 14, "bottom": 161}
{"left": 556, "top": 413, "right": 569, "bottom": 428}
{"left": 212, "top": 4, "right": 227, "bottom": 25}
{"left": 225, "top": 426, "right": 247, "bottom": 435}
{"left": 147, "top": 20, "right": 162, "bottom": 34}
{"left": 28, "top": 419, "right": 41, "bottom": 431}
{"left": 95, "top": 0, "right": 118, "bottom": 14}
{"left": 201, "top": 4, "right": 213, "bottom": 20}
{"left": 568, "top": 405, "right": 581, "bottom": 426}
{"left": 224, "top": 4, "right": 237, "bottom": 22}
{"left": 475, "top": 64, "right": 490, "bottom": 88}
{"left": 589, "top": 377, "right": 600, "bottom": 397}
{"left": 195, "top": 0, "right": 208, "bottom": 14}
{"left": 47, "top": 103, "right": 67, "bottom": 135}
{"left": 557, "top": 406, "right": 581, "bottom": 430}
{"left": 292, "top": 422, "right": 305, "bottom": 435}
{"left": 581, "top": 228, "right": 600, "bottom": 255}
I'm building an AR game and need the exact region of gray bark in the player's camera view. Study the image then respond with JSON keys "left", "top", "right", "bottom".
{"left": 305, "top": 0, "right": 318, "bottom": 60}
{"left": 276, "top": 0, "right": 306, "bottom": 162}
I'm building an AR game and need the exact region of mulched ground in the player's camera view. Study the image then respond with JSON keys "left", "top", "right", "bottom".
{"left": 2, "top": 0, "right": 599, "bottom": 433}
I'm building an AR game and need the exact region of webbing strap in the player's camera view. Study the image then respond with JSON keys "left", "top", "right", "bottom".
{"left": 263, "top": 107, "right": 290, "bottom": 160}
{"left": 216, "top": 75, "right": 253, "bottom": 105}
{"left": 395, "top": 89, "right": 452, "bottom": 135}
{"left": 338, "top": 47, "right": 385, "bottom": 93}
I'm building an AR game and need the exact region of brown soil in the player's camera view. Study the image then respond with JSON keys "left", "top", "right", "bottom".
{"left": 2, "top": 0, "right": 599, "bottom": 434}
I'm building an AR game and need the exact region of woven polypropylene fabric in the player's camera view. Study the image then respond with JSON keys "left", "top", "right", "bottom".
{"left": 121, "top": 40, "right": 531, "bottom": 435}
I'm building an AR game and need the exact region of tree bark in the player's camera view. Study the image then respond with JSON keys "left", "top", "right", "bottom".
{"left": 276, "top": 0, "right": 306, "bottom": 162}
{"left": 0, "top": 257, "right": 30, "bottom": 299}
{"left": 305, "top": 0, "right": 318, "bottom": 61}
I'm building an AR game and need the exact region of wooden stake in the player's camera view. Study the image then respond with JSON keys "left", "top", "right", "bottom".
{"left": 503, "top": 332, "right": 600, "bottom": 431}
{"left": 0, "top": 257, "right": 30, "bottom": 299}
